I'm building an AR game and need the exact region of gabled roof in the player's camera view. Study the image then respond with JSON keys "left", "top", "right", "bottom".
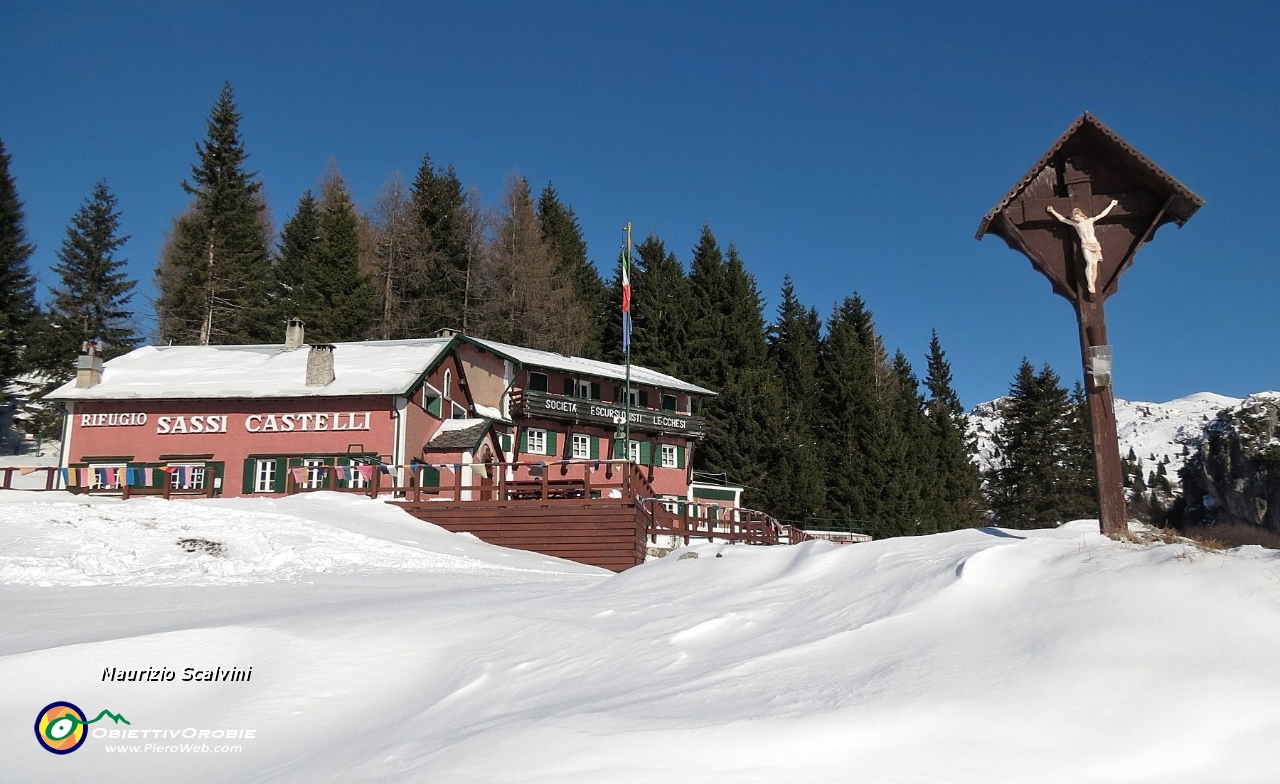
{"left": 463, "top": 336, "right": 715, "bottom": 396}
{"left": 976, "top": 112, "right": 1204, "bottom": 240}
{"left": 45, "top": 338, "right": 455, "bottom": 401}
{"left": 424, "top": 418, "right": 492, "bottom": 451}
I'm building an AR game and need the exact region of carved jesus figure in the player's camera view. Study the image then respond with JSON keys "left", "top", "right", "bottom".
{"left": 1046, "top": 199, "right": 1118, "bottom": 295}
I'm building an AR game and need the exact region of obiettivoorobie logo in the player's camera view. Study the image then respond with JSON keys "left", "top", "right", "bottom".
{"left": 35, "top": 701, "right": 130, "bottom": 754}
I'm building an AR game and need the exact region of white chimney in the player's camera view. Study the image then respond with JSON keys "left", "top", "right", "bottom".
{"left": 306, "top": 344, "right": 335, "bottom": 387}
{"left": 284, "top": 318, "right": 306, "bottom": 351}
{"left": 75, "top": 341, "right": 104, "bottom": 388}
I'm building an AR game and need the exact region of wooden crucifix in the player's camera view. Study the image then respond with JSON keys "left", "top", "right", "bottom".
{"left": 976, "top": 113, "right": 1203, "bottom": 537}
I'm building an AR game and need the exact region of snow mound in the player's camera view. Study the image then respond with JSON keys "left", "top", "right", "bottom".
{"left": 0, "top": 492, "right": 600, "bottom": 586}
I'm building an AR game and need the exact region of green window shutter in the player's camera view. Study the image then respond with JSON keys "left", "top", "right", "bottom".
{"left": 422, "top": 466, "right": 440, "bottom": 488}
{"left": 242, "top": 459, "right": 257, "bottom": 494}
{"left": 614, "top": 439, "right": 625, "bottom": 459}
{"left": 338, "top": 456, "right": 351, "bottom": 489}
{"left": 591, "top": 382, "right": 602, "bottom": 400}
{"left": 640, "top": 441, "right": 652, "bottom": 465}
{"left": 278, "top": 458, "right": 297, "bottom": 493}
{"left": 501, "top": 434, "right": 512, "bottom": 453}
{"left": 639, "top": 390, "right": 649, "bottom": 408}
{"left": 519, "top": 430, "right": 529, "bottom": 454}
{"left": 677, "top": 446, "right": 686, "bottom": 469}
{"left": 427, "top": 396, "right": 442, "bottom": 417}
{"left": 546, "top": 431, "right": 558, "bottom": 455}
{"left": 590, "top": 436, "right": 600, "bottom": 460}
{"left": 563, "top": 378, "right": 575, "bottom": 396}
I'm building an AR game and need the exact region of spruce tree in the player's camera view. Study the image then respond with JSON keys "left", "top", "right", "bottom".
{"left": 0, "top": 138, "right": 38, "bottom": 401}
{"left": 923, "top": 330, "right": 981, "bottom": 530}
{"left": 602, "top": 233, "right": 692, "bottom": 372}
{"left": 409, "top": 153, "right": 473, "bottom": 335}
{"left": 39, "top": 180, "right": 139, "bottom": 375}
{"left": 817, "top": 295, "right": 894, "bottom": 535}
{"left": 684, "top": 230, "right": 777, "bottom": 501}
{"left": 1060, "top": 382, "right": 1099, "bottom": 521}
{"left": 538, "top": 183, "right": 606, "bottom": 358}
{"left": 155, "top": 83, "right": 275, "bottom": 345}
{"left": 986, "top": 361, "right": 1095, "bottom": 528}
{"left": 275, "top": 190, "right": 321, "bottom": 328}
{"left": 305, "top": 166, "right": 377, "bottom": 342}
{"left": 762, "top": 276, "right": 825, "bottom": 521}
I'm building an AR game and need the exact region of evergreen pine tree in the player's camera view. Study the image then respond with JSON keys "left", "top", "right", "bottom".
{"left": 155, "top": 83, "right": 275, "bottom": 345}
{"left": 305, "top": 166, "right": 377, "bottom": 342}
{"left": 923, "top": 329, "right": 981, "bottom": 531}
{"left": 538, "top": 184, "right": 607, "bottom": 358}
{"left": 41, "top": 180, "right": 138, "bottom": 373}
{"left": 684, "top": 230, "right": 777, "bottom": 501}
{"left": 762, "top": 276, "right": 825, "bottom": 521}
{"left": 0, "top": 138, "right": 39, "bottom": 402}
{"left": 275, "top": 190, "right": 321, "bottom": 328}
{"left": 1060, "top": 382, "right": 1099, "bottom": 521}
{"left": 409, "top": 153, "right": 473, "bottom": 335}
{"left": 986, "top": 361, "right": 1095, "bottom": 528}
{"left": 818, "top": 295, "right": 895, "bottom": 536}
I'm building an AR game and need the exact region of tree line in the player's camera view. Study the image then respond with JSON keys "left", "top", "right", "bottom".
{"left": 0, "top": 82, "right": 1004, "bottom": 537}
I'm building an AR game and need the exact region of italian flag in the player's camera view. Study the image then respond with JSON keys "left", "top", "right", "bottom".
{"left": 621, "top": 251, "right": 632, "bottom": 352}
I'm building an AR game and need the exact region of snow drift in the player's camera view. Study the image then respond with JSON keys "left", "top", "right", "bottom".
{"left": 3, "top": 493, "right": 1280, "bottom": 782}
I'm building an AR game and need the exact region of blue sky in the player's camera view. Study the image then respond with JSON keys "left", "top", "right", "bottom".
{"left": 3, "top": 1, "right": 1276, "bottom": 408}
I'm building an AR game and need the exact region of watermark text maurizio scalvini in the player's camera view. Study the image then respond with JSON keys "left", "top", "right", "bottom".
{"left": 102, "top": 667, "right": 253, "bottom": 683}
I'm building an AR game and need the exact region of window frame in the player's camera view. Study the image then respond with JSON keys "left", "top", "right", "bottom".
{"left": 254, "top": 459, "right": 277, "bottom": 493}
{"left": 168, "top": 462, "right": 207, "bottom": 490}
{"left": 529, "top": 372, "right": 549, "bottom": 393}
{"left": 572, "top": 433, "right": 591, "bottom": 460}
{"left": 660, "top": 444, "right": 679, "bottom": 468}
{"left": 526, "top": 427, "right": 547, "bottom": 456}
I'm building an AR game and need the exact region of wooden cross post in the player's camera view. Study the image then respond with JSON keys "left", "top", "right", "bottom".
{"left": 977, "top": 114, "right": 1203, "bottom": 537}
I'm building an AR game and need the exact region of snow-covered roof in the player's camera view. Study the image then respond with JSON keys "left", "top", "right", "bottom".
{"left": 464, "top": 337, "right": 715, "bottom": 396}
{"left": 45, "top": 338, "right": 454, "bottom": 401}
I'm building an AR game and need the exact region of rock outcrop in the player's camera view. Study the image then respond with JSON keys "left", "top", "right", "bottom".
{"left": 1180, "top": 393, "right": 1280, "bottom": 532}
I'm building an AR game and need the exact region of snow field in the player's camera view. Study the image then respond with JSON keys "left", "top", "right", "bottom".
{"left": 2, "top": 495, "right": 1280, "bottom": 781}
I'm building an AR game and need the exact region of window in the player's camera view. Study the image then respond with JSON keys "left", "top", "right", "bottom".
{"left": 661, "top": 444, "right": 679, "bottom": 468}
{"left": 572, "top": 434, "right": 590, "bottom": 460}
{"left": 444, "top": 369, "right": 452, "bottom": 400}
{"left": 662, "top": 394, "right": 678, "bottom": 412}
{"left": 529, "top": 372, "right": 548, "bottom": 393}
{"left": 254, "top": 459, "right": 277, "bottom": 493}
{"left": 526, "top": 428, "right": 547, "bottom": 456}
{"left": 302, "top": 458, "right": 326, "bottom": 489}
{"left": 628, "top": 440, "right": 641, "bottom": 464}
{"left": 88, "top": 464, "right": 126, "bottom": 490}
{"left": 576, "top": 380, "right": 591, "bottom": 399}
{"left": 168, "top": 463, "right": 206, "bottom": 490}
{"left": 628, "top": 388, "right": 650, "bottom": 408}
{"left": 347, "top": 461, "right": 371, "bottom": 489}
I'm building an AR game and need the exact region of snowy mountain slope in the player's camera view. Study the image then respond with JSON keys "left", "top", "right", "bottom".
{"left": 970, "top": 391, "right": 1242, "bottom": 477}
{"left": 4, "top": 493, "right": 1280, "bottom": 781}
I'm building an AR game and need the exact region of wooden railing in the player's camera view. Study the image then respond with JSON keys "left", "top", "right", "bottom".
{"left": 0, "top": 466, "right": 60, "bottom": 491}
{"left": 0, "top": 465, "right": 217, "bottom": 499}
{"left": 285, "top": 458, "right": 657, "bottom": 504}
{"left": 643, "top": 497, "right": 813, "bottom": 547}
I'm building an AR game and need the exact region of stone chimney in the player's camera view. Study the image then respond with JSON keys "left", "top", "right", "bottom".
{"left": 284, "top": 318, "right": 306, "bottom": 351}
{"left": 75, "top": 341, "right": 104, "bottom": 388}
{"left": 306, "top": 344, "right": 335, "bottom": 387}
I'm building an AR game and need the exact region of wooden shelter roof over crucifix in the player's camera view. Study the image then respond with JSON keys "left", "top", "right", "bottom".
{"left": 975, "top": 112, "right": 1204, "bottom": 302}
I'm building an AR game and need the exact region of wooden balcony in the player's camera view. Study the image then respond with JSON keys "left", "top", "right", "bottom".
{"left": 515, "top": 390, "right": 705, "bottom": 437}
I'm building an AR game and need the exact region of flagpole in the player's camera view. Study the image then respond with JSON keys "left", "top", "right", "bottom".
{"left": 623, "top": 222, "right": 633, "bottom": 464}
